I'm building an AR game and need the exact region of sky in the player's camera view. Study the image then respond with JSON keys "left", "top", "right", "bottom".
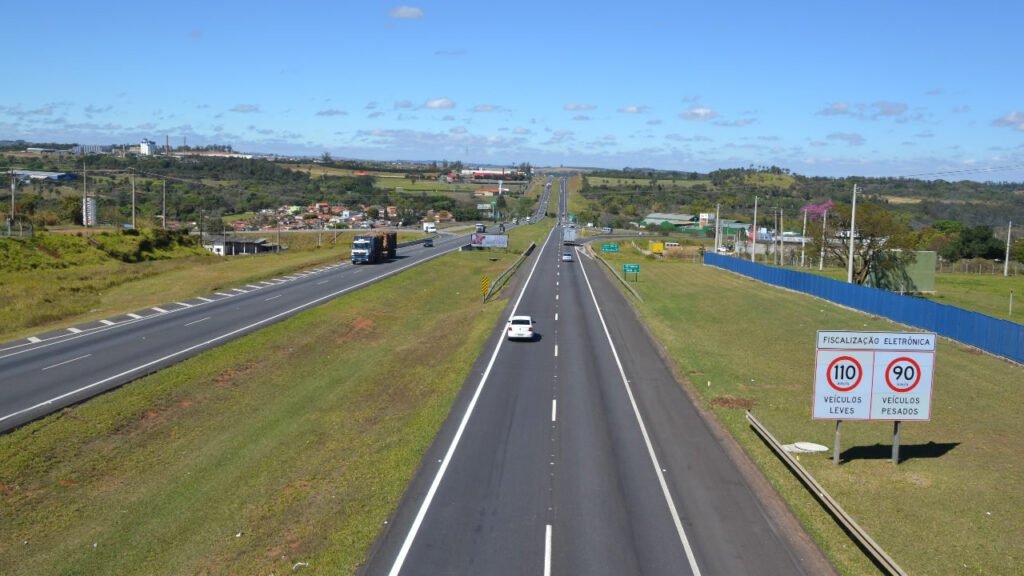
{"left": 3, "top": 0, "right": 1023, "bottom": 181}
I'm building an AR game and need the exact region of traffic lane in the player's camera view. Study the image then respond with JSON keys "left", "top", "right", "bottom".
{"left": 553, "top": 259, "right": 695, "bottom": 575}
{"left": 360, "top": 229, "right": 561, "bottom": 576}
{"left": 387, "top": 234, "right": 562, "bottom": 573}
{"left": 578, "top": 255, "right": 835, "bottom": 575}
{"left": 388, "top": 325, "right": 555, "bottom": 575}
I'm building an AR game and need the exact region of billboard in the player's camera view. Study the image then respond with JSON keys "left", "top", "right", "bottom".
{"left": 476, "top": 203, "right": 493, "bottom": 210}
{"left": 470, "top": 233, "right": 509, "bottom": 248}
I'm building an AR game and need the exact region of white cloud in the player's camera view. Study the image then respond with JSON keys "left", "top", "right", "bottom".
{"left": 513, "top": 127, "right": 531, "bottom": 135}
{"left": 715, "top": 118, "right": 755, "bottom": 127}
{"left": 646, "top": 119, "right": 663, "bottom": 126}
{"left": 563, "top": 103, "right": 595, "bottom": 111}
{"left": 872, "top": 101, "right": 908, "bottom": 118}
{"left": 472, "top": 104, "right": 499, "bottom": 112}
{"left": 827, "top": 132, "right": 866, "bottom": 146}
{"left": 450, "top": 126, "right": 467, "bottom": 135}
{"left": 394, "top": 100, "right": 414, "bottom": 109}
{"left": 817, "top": 102, "right": 860, "bottom": 116}
{"left": 442, "top": 115, "right": 456, "bottom": 121}
{"left": 993, "top": 111, "right": 1024, "bottom": 131}
{"left": 423, "top": 97, "right": 455, "bottom": 109}
{"left": 316, "top": 109, "right": 347, "bottom": 116}
{"left": 389, "top": 6, "right": 424, "bottom": 19}
{"left": 572, "top": 115, "right": 590, "bottom": 121}
{"left": 365, "top": 101, "right": 378, "bottom": 110}
{"left": 230, "top": 104, "right": 260, "bottom": 114}
{"left": 680, "top": 105, "right": 718, "bottom": 121}
{"left": 617, "top": 105, "right": 649, "bottom": 114}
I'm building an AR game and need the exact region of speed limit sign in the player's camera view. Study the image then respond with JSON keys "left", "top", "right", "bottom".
{"left": 813, "top": 331, "right": 935, "bottom": 422}
{"left": 813, "top": 350, "right": 872, "bottom": 419}
{"left": 870, "top": 351, "right": 934, "bottom": 420}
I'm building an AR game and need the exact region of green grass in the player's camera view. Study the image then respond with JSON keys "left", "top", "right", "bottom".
{"left": 0, "top": 231, "right": 375, "bottom": 342}
{"left": 586, "top": 176, "right": 712, "bottom": 188}
{"left": 924, "top": 272, "right": 1023, "bottom": 322}
{"left": 597, "top": 246, "right": 1023, "bottom": 575}
{"left": 0, "top": 249, "right": 514, "bottom": 575}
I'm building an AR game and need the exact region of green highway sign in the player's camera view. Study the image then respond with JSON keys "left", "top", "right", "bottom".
{"left": 623, "top": 264, "right": 640, "bottom": 273}
{"left": 602, "top": 243, "right": 620, "bottom": 252}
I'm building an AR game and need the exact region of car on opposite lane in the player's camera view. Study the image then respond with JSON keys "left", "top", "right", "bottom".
{"left": 506, "top": 315, "right": 535, "bottom": 341}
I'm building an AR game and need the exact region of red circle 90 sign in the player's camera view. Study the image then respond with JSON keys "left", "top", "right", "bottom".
{"left": 826, "top": 355, "right": 862, "bottom": 392}
{"left": 885, "top": 356, "right": 922, "bottom": 392}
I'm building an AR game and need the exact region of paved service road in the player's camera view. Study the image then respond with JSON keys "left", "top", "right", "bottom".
{"left": 362, "top": 180, "right": 833, "bottom": 575}
{"left": 0, "top": 234, "right": 467, "bottom": 433}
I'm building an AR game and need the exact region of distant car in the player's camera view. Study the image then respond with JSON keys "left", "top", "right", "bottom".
{"left": 423, "top": 238, "right": 433, "bottom": 247}
{"left": 506, "top": 315, "right": 535, "bottom": 341}
{"left": 561, "top": 251, "right": 573, "bottom": 262}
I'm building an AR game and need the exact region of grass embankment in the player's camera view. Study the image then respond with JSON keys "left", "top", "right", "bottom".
{"left": 597, "top": 246, "right": 1022, "bottom": 575}
{"left": 0, "top": 244, "right": 523, "bottom": 575}
{"left": 0, "top": 230, "right": 389, "bottom": 343}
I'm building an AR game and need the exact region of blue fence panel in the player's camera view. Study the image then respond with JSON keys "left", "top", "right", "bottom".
{"left": 704, "top": 253, "right": 1024, "bottom": 364}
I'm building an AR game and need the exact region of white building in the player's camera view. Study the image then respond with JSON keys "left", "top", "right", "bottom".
{"left": 140, "top": 139, "right": 157, "bottom": 156}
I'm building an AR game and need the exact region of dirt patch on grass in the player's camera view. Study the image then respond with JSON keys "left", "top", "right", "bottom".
{"left": 710, "top": 395, "right": 758, "bottom": 410}
{"left": 335, "top": 318, "right": 375, "bottom": 345}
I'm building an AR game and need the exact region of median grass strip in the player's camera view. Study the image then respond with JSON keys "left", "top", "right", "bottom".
{"left": 601, "top": 249, "right": 1022, "bottom": 575}
{"left": 0, "top": 249, "right": 511, "bottom": 575}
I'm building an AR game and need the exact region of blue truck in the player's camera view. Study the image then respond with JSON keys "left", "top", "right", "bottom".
{"left": 351, "top": 231, "right": 397, "bottom": 264}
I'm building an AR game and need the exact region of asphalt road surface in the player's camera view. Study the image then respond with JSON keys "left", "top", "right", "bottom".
{"left": 361, "top": 220, "right": 834, "bottom": 575}
{"left": 0, "top": 233, "right": 466, "bottom": 433}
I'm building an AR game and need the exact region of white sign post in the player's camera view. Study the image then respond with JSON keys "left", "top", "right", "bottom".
{"left": 813, "top": 331, "right": 936, "bottom": 464}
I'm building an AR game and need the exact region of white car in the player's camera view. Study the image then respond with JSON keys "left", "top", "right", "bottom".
{"left": 506, "top": 315, "right": 535, "bottom": 341}
{"left": 561, "top": 251, "right": 573, "bottom": 262}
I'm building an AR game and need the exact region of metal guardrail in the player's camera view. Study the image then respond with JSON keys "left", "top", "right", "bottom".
{"left": 745, "top": 411, "right": 908, "bottom": 576}
{"left": 482, "top": 242, "right": 536, "bottom": 302}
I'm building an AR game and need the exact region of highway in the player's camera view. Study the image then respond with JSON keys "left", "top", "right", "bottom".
{"left": 361, "top": 178, "right": 833, "bottom": 575}
{"left": 0, "top": 233, "right": 467, "bottom": 433}
{"left": 0, "top": 175, "right": 555, "bottom": 434}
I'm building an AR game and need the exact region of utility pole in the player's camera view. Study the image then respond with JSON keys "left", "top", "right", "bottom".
{"left": 801, "top": 208, "right": 808, "bottom": 268}
{"left": 162, "top": 180, "right": 167, "bottom": 230}
{"left": 8, "top": 169, "right": 14, "bottom": 235}
{"left": 130, "top": 168, "right": 136, "bottom": 229}
{"left": 82, "top": 160, "right": 89, "bottom": 228}
{"left": 780, "top": 208, "right": 785, "bottom": 267}
{"left": 751, "top": 196, "right": 758, "bottom": 263}
{"left": 1005, "top": 221, "right": 1013, "bottom": 277}
{"left": 819, "top": 209, "right": 828, "bottom": 271}
{"left": 714, "top": 203, "right": 721, "bottom": 252}
{"left": 847, "top": 184, "right": 858, "bottom": 284}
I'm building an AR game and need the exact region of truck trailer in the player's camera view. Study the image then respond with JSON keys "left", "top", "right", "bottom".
{"left": 351, "top": 231, "right": 398, "bottom": 264}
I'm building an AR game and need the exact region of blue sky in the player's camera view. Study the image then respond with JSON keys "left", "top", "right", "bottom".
{"left": 4, "top": 0, "right": 1023, "bottom": 180}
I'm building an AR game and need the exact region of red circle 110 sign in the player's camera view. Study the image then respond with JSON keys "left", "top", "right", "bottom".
{"left": 826, "top": 355, "right": 862, "bottom": 392}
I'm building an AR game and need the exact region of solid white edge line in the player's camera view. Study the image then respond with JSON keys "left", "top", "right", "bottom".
{"left": 42, "top": 354, "right": 91, "bottom": 371}
{"left": 386, "top": 226, "right": 558, "bottom": 576}
{"left": 577, "top": 250, "right": 703, "bottom": 576}
{"left": 545, "top": 524, "right": 553, "bottom": 576}
{"left": 0, "top": 245, "right": 462, "bottom": 426}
